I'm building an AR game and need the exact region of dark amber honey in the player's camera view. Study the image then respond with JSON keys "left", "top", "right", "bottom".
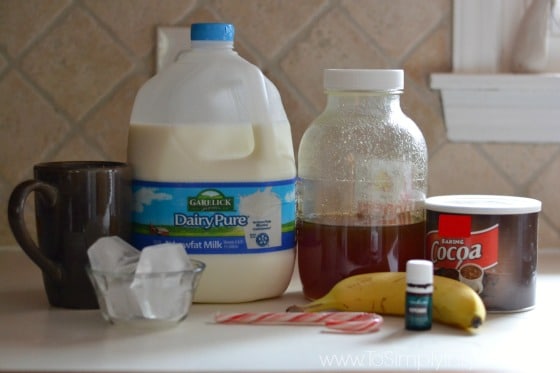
{"left": 297, "top": 217, "right": 426, "bottom": 300}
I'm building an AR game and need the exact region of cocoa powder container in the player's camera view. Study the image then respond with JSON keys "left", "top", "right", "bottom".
{"left": 425, "top": 195, "right": 541, "bottom": 312}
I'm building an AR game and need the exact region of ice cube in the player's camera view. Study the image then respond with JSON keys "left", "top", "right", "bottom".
{"left": 131, "top": 243, "right": 194, "bottom": 320}
{"left": 135, "top": 243, "right": 193, "bottom": 273}
{"left": 132, "top": 274, "right": 192, "bottom": 321}
{"left": 104, "top": 279, "right": 143, "bottom": 320}
{"left": 87, "top": 236, "right": 140, "bottom": 272}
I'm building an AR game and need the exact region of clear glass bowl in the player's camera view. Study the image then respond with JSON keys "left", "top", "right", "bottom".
{"left": 86, "top": 260, "right": 205, "bottom": 326}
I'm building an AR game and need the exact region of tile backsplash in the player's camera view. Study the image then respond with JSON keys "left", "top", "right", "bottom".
{"left": 1, "top": 0, "right": 559, "bottom": 247}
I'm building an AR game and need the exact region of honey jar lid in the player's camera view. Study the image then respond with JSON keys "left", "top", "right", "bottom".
{"left": 425, "top": 195, "right": 542, "bottom": 215}
{"left": 324, "top": 69, "right": 403, "bottom": 91}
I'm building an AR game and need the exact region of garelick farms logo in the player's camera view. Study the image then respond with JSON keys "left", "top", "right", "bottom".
{"left": 188, "top": 189, "right": 234, "bottom": 212}
{"left": 132, "top": 186, "right": 248, "bottom": 231}
{"left": 175, "top": 189, "right": 247, "bottom": 230}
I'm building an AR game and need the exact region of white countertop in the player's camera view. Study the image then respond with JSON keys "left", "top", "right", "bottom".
{"left": 1, "top": 245, "right": 559, "bottom": 372}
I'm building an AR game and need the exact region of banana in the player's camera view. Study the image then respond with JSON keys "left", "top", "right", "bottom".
{"left": 288, "top": 272, "right": 486, "bottom": 332}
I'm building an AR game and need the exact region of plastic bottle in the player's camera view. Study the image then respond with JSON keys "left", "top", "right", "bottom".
{"left": 297, "top": 69, "right": 428, "bottom": 300}
{"left": 405, "top": 259, "right": 433, "bottom": 331}
{"left": 127, "top": 23, "right": 297, "bottom": 303}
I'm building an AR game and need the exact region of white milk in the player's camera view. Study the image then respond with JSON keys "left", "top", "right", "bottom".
{"left": 127, "top": 122, "right": 296, "bottom": 303}
{"left": 128, "top": 123, "right": 295, "bottom": 181}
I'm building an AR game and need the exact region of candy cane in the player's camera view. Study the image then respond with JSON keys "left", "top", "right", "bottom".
{"left": 214, "top": 312, "right": 383, "bottom": 333}
{"left": 214, "top": 311, "right": 372, "bottom": 325}
{"left": 324, "top": 318, "right": 383, "bottom": 334}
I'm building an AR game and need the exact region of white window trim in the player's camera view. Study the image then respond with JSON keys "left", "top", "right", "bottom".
{"left": 452, "top": 0, "right": 503, "bottom": 73}
{"left": 430, "top": 0, "right": 560, "bottom": 143}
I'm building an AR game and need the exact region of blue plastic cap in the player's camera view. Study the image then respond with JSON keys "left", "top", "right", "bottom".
{"left": 191, "top": 23, "right": 234, "bottom": 41}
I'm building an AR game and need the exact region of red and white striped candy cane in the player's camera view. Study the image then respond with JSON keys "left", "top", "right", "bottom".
{"left": 324, "top": 317, "right": 383, "bottom": 334}
{"left": 214, "top": 311, "right": 372, "bottom": 325}
{"left": 214, "top": 312, "right": 383, "bottom": 333}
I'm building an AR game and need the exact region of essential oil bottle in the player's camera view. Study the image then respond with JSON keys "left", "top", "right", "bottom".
{"left": 405, "top": 259, "right": 433, "bottom": 331}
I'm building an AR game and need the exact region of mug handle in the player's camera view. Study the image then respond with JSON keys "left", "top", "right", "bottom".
{"left": 8, "top": 180, "right": 63, "bottom": 283}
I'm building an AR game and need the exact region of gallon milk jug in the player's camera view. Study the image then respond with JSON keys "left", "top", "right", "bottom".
{"left": 127, "top": 23, "right": 296, "bottom": 303}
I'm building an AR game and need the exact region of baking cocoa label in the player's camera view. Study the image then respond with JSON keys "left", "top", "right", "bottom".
{"left": 427, "top": 223, "right": 499, "bottom": 270}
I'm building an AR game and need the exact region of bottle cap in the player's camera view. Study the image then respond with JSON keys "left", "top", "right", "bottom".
{"left": 191, "top": 23, "right": 235, "bottom": 41}
{"left": 324, "top": 69, "right": 404, "bottom": 91}
{"left": 406, "top": 259, "right": 433, "bottom": 285}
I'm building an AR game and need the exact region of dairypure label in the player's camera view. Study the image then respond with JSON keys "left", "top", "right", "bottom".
{"left": 131, "top": 179, "right": 296, "bottom": 254}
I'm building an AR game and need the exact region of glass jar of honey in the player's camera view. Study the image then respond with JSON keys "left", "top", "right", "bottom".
{"left": 297, "top": 69, "right": 428, "bottom": 299}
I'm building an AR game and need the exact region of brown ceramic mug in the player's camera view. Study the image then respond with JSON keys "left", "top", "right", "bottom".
{"left": 8, "top": 161, "right": 132, "bottom": 309}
